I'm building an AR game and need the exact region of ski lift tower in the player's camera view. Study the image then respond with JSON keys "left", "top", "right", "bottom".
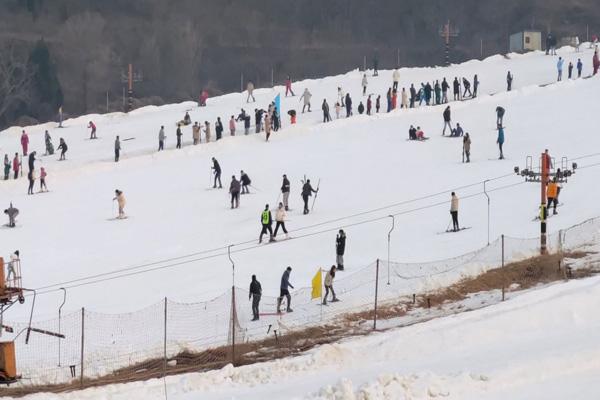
{"left": 439, "top": 20, "right": 460, "bottom": 66}
{"left": 514, "top": 151, "right": 577, "bottom": 254}
{"left": 120, "top": 64, "right": 144, "bottom": 112}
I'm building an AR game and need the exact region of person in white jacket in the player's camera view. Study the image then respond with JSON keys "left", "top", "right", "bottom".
{"left": 401, "top": 87, "right": 408, "bottom": 108}
{"left": 337, "top": 87, "right": 345, "bottom": 107}
{"left": 323, "top": 265, "right": 339, "bottom": 304}
{"left": 299, "top": 88, "right": 312, "bottom": 113}
{"left": 392, "top": 68, "right": 400, "bottom": 91}
{"left": 273, "top": 202, "right": 289, "bottom": 238}
{"left": 450, "top": 192, "right": 459, "bottom": 232}
{"left": 361, "top": 73, "right": 368, "bottom": 96}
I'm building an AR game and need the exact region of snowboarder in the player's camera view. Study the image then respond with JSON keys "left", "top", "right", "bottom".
{"left": 281, "top": 174, "right": 290, "bottom": 211}
{"left": 375, "top": 95, "right": 381, "bottom": 113}
{"left": 361, "top": 73, "right": 368, "bottom": 96}
{"left": 249, "top": 275, "right": 262, "bottom": 321}
{"left": 3, "top": 154, "right": 10, "bottom": 180}
{"left": 44, "top": 130, "right": 54, "bottom": 155}
{"left": 568, "top": 61, "right": 573, "bottom": 79}
{"left": 240, "top": 170, "right": 251, "bottom": 194}
{"left": 4, "top": 203, "right": 19, "bottom": 227}
{"left": 27, "top": 169, "right": 35, "bottom": 195}
{"left": 506, "top": 71, "right": 513, "bottom": 91}
{"left": 203, "top": 121, "right": 211, "bottom": 143}
{"left": 229, "top": 176, "right": 241, "bottom": 209}
{"left": 176, "top": 124, "right": 182, "bottom": 149}
{"left": 497, "top": 126, "right": 505, "bottom": 160}
{"left": 246, "top": 81, "right": 256, "bottom": 103}
{"left": 57, "top": 138, "right": 67, "bottom": 160}
{"left": 285, "top": 76, "right": 295, "bottom": 97}
{"left": 323, "top": 265, "right": 339, "bottom": 304}
{"left": 39, "top": 167, "right": 47, "bottom": 192}
{"left": 301, "top": 179, "right": 318, "bottom": 215}
{"left": 215, "top": 117, "right": 224, "bottom": 140}
{"left": 88, "top": 121, "right": 97, "bottom": 139}
{"left": 442, "top": 106, "right": 452, "bottom": 135}
{"left": 392, "top": 68, "right": 400, "bottom": 91}
{"left": 114, "top": 136, "right": 121, "bottom": 162}
{"left": 557, "top": 57, "right": 564, "bottom": 81}
{"left": 259, "top": 204, "right": 274, "bottom": 243}
{"left": 211, "top": 157, "right": 222, "bottom": 188}
{"left": 336, "top": 229, "right": 346, "bottom": 270}
{"left": 229, "top": 115, "right": 236, "bottom": 136}
{"left": 322, "top": 99, "right": 331, "bottom": 122}
{"left": 20, "top": 130, "right": 29, "bottom": 156}
{"left": 299, "top": 88, "right": 312, "bottom": 113}
{"left": 441, "top": 78, "right": 449, "bottom": 103}
{"left": 12, "top": 153, "right": 19, "bottom": 179}
{"left": 547, "top": 178, "right": 559, "bottom": 215}
{"left": 277, "top": 266, "right": 294, "bottom": 313}
{"left": 496, "top": 106, "right": 505, "bottom": 128}
{"left": 463, "top": 133, "right": 471, "bottom": 163}
{"left": 192, "top": 122, "right": 200, "bottom": 145}
{"left": 113, "top": 189, "right": 126, "bottom": 219}
{"left": 358, "top": 102, "right": 365, "bottom": 114}
{"left": 158, "top": 126, "right": 165, "bottom": 151}
{"left": 473, "top": 75, "right": 479, "bottom": 98}
{"left": 273, "top": 202, "right": 289, "bottom": 238}
{"left": 453, "top": 77, "right": 460, "bottom": 100}
{"left": 450, "top": 192, "right": 459, "bottom": 232}
{"left": 577, "top": 58, "right": 583, "bottom": 78}
{"left": 345, "top": 93, "right": 352, "bottom": 117}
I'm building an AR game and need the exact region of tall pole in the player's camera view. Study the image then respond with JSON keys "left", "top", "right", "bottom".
{"left": 374, "top": 259, "right": 379, "bottom": 330}
{"left": 387, "top": 215, "right": 395, "bottom": 285}
{"left": 58, "top": 288, "right": 66, "bottom": 367}
{"left": 483, "top": 180, "right": 490, "bottom": 246}
{"left": 228, "top": 245, "right": 236, "bottom": 364}
{"left": 540, "top": 152, "right": 548, "bottom": 254}
{"left": 127, "top": 63, "right": 133, "bottom": 112}
{"left": 240, "top": 72, "right": 244, "bottom": 93}
{"left": 163, "top": 297, "right": 167, "bottom": 380}
{"left": 80, "top": 307, "right": 85, "bottom": 387}
{"left": 397, "top": 48, "right": 400, "bottom": 67}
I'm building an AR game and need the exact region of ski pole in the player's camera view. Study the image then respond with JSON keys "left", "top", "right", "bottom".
{"left": 250, "top": 184, "right": 261, "bottom": 192}
{"left": 311, "top": 178, "right": 321, "bottom": 212}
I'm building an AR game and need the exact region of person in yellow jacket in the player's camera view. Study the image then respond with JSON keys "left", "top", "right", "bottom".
{"left": 547, "top": 179, "right": 559, "bottom": 215}
{"left": 113, "top": 189, "right": 126, "bottom": 219}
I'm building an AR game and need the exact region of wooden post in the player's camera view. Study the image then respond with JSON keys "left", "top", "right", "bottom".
{"left": 231, "top": 286, "right": 236, "bottom": 365}
{"left": 373, "top": 259, "right": 379, "bottom": 330}
{"left": 80, "top": 307, "right": 85, "bottom": 387}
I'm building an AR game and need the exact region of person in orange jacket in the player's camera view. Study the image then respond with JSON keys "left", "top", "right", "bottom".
{"left": 547, "top": 178, "right": 559, "bottom": 215}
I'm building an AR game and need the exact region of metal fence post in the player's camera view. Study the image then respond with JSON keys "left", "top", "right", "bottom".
{"left": 374, "top": 259, "right": 379, "bottom": 330}
{"left": 163, "top": 297, "right": 167, "bottom": 378}
{"left": 80, "top": 307, "right": 85, "bottom": 387}
{"left": 501, "top": 234, "right": 505, "bottom": 301}
{"left": 231, "top": 286, "right": 236, "bottom": 365}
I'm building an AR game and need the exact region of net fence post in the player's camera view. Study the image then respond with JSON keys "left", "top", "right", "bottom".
{"left": 501, "top": 234, "right": 505, "bottom": 301}
{"left": 163, "top": 297, "right": 167, "bottom": 379}
{"left": 231, "top": 286, "right": 236, "bottom": 365}
{"left": 374, "top": 259, "right": 379, "bottom": 330}
{"left": 80, "top": 307, "right": 85, "bottom": 387}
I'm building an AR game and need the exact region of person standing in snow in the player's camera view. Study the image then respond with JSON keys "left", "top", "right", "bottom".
{"left": 401, "top": 88, "right": 408, "bottom": 109}
{"left": 392, "top": 68, "right": 400, "bottom": 91}
{"left": 442, "top": 106, "right": 452, "bottom": 135}
{"left": 88, "top": 121, "right": 97, "bottom": 139}
{"left": 375, "top": 95, "right": 381, "bottom": 113}
{"left": 211, "top": 157, "right": 222, "bottom": 189}
{"left": 4, "top": 203, "right": 19, "bottom": 227}
{"left": 203, "top": 121, "right": 212, "bottom": 143}
{"left": 593, "top": 51, "right": 599, "bottom": 75}
{"left": 450, "top": 192, "right": 460, "bottom": 232}
{"left": 391, "top": 89, "right": 398, "bottom": 110}
{"left": 285, "top": 76, "right": 295, "bottom": 97}
{"left": 506, "top": 71, "right": 513, "bottom": 91}
{"left": 158, "top": 126, "right": 165, "bottom": 151}
{"left": 366, "top": 95, "right": 372, "bottom": 115}
{"left": 473, "top": 75, "right": 479, "bottom": 98}
{"left": 337, "top": 87, "right": 345, "bottom": 107}
{"left": 215, "top": 117, "right": 224, "bottom": 140}
{"left": 264, "top": 112, "right": 272, "bottom": 141}
{"left": 361, "top": 73, "right": 368, "bottom": 96}
{"left": 453, "top": 77, "right": 460, "bottom": 101}
{"left": 27, "top": 151, "right": 37, "bottom": 173}
{"left": 334, "top": 102, "right": 341, "bottom": 119}
{"left": 568, "top": 61, "right": 573, "bottom": 79}
{"left": 277, "top": 266, "right": 294, "bottom": 313}
{"left": 441, "top": 78, "right": 449, "bottom": 103}
{"left": 323, "top": 265, "right": 339, "bottom": 304}
{"left": 259, "top": 204, "right": 274, "bottom": 243}
{"left": 557, "top": 57, "right": 564, "bottom": 81}
{"left": 322, "top": 99, "right": 331, "bottom": 122}
{"left": 577, "top": 58, "right": 583, "bottom": 78}
{"left": 229, "top": 115, "right": 236, "bottom": 136}
{"left": 12, "top": 153, "right": 20, "bottom": 179}
{"left": 192, "top": 122, "right": 200, "bottom": 145}
{"left": 273, "top": 202, "right": 289, "bottom": 239}
{"left": 113, "top": 189, "right": 126, "bottom": 219}
{"left": 386, "top": 88, "right": 392, "bottom": 112}
{"left": 39, "top": 167, "right": 48, "bottom": 192}
{"left": 336, "top": 229, "right": 346, "bottom": 270}
{"left": 547, "top": 178, "right": 559, "bottom": 215}
{"left": 434, "top": 81, "right": 441, "bottom": 105}
{"left": 463, "top": 133, "right": 471, "bottom": 163}
{"left": 246, "top": 81, "right": 256, "bottom": 103}
{"left": 229, "top": 175, "right": 241, "bottom": 209}
{"left": 249, "top": 275, "right": 262, "bottom": 321}
{"left": 240, "top": 170, "right": 251, "bottom": 194}
{"left": 496, "top": 106, "right": 505, "bottom": 128}
{"left": 299, "top": 88, "right": 312, "bottom": 113}
{"left": 345, "top": 93, "right": 352, "bottom": 117}
{"left": 301, "top": 178, "right": 318, "bottom": 215}
{"left": 254, "top": 109, "right": 264, "bottom": 133}
{"left": 27, "top": 168, "right": 36, "bottom": 195}
{"left": 281, "top": 174, "right": 290, "bottom": 210}
{"left": 114, "top": 136, "right": 121, "bottom": 162}
{"left": 20, "top": 130, "right": 29, "bottom": 156}
{"left": 358, "top": 102, "right": 365, "bottom": 114}
{"left": 497, "top": 126, "right": 505, "bottom": 160}
{"left": 44, "top": 130, "right": 54, "bottom": 155}
{"left": 424, "top": 83, "right": 433, "bottom": 105}
{"left": 3, "top": 154, "right": 10, "bottom": 180}
{"left": 176, "top": 124, "right": 182, "bottom": 149}
{"left": 57, "top": 138, "right": 67, "bottom": 161}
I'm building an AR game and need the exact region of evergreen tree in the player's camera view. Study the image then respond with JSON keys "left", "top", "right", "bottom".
{"left": 28, "top": 39, "right": 63, "bottom": 118}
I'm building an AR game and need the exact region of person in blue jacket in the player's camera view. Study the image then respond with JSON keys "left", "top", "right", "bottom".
{"left": 497, "top": 127, "right": 505, "bottom": 160}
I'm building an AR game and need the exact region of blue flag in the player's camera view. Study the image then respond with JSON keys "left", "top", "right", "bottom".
{"left": 274, "top": 94, "right": 281, "bottom": 117}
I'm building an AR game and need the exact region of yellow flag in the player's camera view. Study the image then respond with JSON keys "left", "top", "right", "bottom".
{"left": 311, "top": 268, "right": 322, "bottom": 300}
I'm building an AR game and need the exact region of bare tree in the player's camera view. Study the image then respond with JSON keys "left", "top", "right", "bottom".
{"left": 0, "top": 43, "right": 34, "bottom": 125}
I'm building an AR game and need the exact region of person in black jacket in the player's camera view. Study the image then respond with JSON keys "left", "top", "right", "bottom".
{"left": 240, "top": 170, "right": 251, "bottom": 194}
{"left": 176, "top": 124, "right": 182, "bottom": 149}
{"left": 229, "top": 175, "right": 240, "bottom": 209}
{"left": 212, "top": 157, "right": 222, "bottom": 188}
{"left": 215, "top": 117, "right": 223, "bottom": 140}
{"left": 442, "top": 106, "right": 452, "bottom": 135}
{"left": 322, "top": 99, "right": 331, "bottom": 122}
{"left": 345, "top": 93, "right": 352, "bottom": 117}
{"left": 336, "top": 229, "right": 346, "bottom": 270}
{"left": 453, "top": 77, "right": 460, "bottom": 100}
{"left": 281, "top": 174, "right": 290, "bottom": 210}
{"left": 408, "top": 125, "right": 417, "bottom": 140}
{"left": 259, "top": 204, "right": 274, "bottom": 243}
{"left": 441, "top": 78, "right": 449, "bottom": 103}
{"left": 249, "top": 275, "right": 262, "bottom": 320}
{"left": 254, "top": 109, "right": 265, "bottom": 133}
{"left": 409, "top": 84, "right": 416, "bottom": 108}
{"left": 301, "top": 179, "right": 318, "bottom": 215}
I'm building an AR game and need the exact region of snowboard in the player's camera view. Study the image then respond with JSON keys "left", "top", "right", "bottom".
{"left": 437, "top": 227, "right": 472, "bottom": 235}
{"left": 406, "top": 138, "right": 430, "bottom": 142}
{"left": 107, "top": 216, "right": 129, "bottom": 221}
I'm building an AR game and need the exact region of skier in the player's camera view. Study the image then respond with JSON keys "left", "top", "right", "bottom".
{"left": 473, "top": 75, "right": 479, "bottom": 98}
{"left": 229, "top": 115, "right": 236, "bottom": 136}
{"left": 506, "top": 71, "right": 513, "bottom": 91}
{"left": 451, "top": 123, "right": 464, "bottom": 137}
{"left": 557, "top": 57, "right": 564, "bottom": 81}
{"left": 3, "top": 154, "right": 10, "bottom": 180}
{"left": 211, "top": 157, "right": 222, "bottom": 188}
{"left": 176, "top": 124, "right": 182, "bottom": 149}
{"left": 281, "top": 174, "right": 290, "bottom": 210}
{"left": 375, "top": 95, "right": 381, "bottom": 113}
{"left": 20, "top": 130, "right": 29, "bottom": 156}
{"left": 114, "top": 136, "right": 121, "bottom": 162}
{"left": 345, "top": 93, "right": 352, "bottom": 117}
{"left": 246, "top": 81, "right": 256, "bottom": 103}
{"left": 301, "top": 179, "right": 318, "bottom": 215}
{"left": 392, "top": 68, "right": 400, "bottom": 91}
{"left": 44, "top": 130, "right": 54, "bottom": 155}
{"left": 496, "top": 106, "right": 505, "bottom": 128}
{"left": 409, "top": 84, "right": 416, "bottom": 108}
{"left": 27, "top": 169, "right": 35, "bottom": 195}
{"left": 547, "top": 178, "right": 559, "bottom": 215}
{"left": 497, "top": 126, "right": 505, "bottom": 160}
{"left": 450, "top": 192, "right": 460, "bottom": 232}
{"left": 240, "top": 170, "right": 251, "bottom": 194}
{"left": 453, "top": 77, "right": 460, "bottom": 100}
{"left": 57, "top": 138, "right": 68, "bottom": 160}
{"left": 229, "top": 176, "right": 241, "bottom": 209}
{"left": 361, "top": 73, "right": 368, "bottom": 96}
{"left": 113, "top": 189, "right": 126, "bottom": 219}
{"left": 249, "top": 275, "right": 262, "bottom": 321}
{"left": 358, "top": 102, "right": 365, "bottom": 114}
{"left": 441, "top": 78, "right": 449, "bottom": 103}
{"left": 300, "top": 88, "right": 312, "bottom": 113}
{"left": 366, "top": 95, "right": 372, "bottom": 115}
{"left": 336, "top": 229, "right": 346, "bottom": 270}
{"left": 442, "top": 106, "right": 452, "bottom": 135}
{"left": 215, "top": 117, "right": 224, "bottom": 140}
{"left": 568, "top": 61, "right": 573, "bottom": 79}
{"left": 285, "top": 76, "right": 295, "bottom": 97}
{"left": 273, "top": 202, "right": 289, "bottom": 239}
{"left": 577, "top": 58, "right": 583, "bottom": 78}
{"left": 155, "top": 125, "right": 164, "bottom": 151}
{"left": 39, "top": 167, "right": 47, "bottom": 192}
{"left": 323, "top": 265, "right": 339, "bottom": 304}
{"left": 192, "top": 122, "right": 200, "bottom": 145}
{"left": 203, "top": 121, "right": 211, "bottom": 143}
{"left": 277, "top": 266, "right": 294, "bottom": 313}
{"left": 88, "top": 121, "right": 97, "bottom": 139}
{"left": 27, "top": 151, "right": 37, "bottom": 173}
{"left": 4, "top": 203, "right": 19, "bottom": 227}
{"left": 259, "top": 204, "right": 275, "bottom": 243}
{"left": 401, "top": 88, "right": 408, "bottom": 109}
{"left": 462, "top": 77, "right": 472, "bottom": 98}
{"left": 12, "top": 153, "right": 19, "bottom": 179}
{"left": 322, "top": 99, "right": 331, "bottom": 122}
{"left": 463, "top": 133, "right": 471, "bottom": 163}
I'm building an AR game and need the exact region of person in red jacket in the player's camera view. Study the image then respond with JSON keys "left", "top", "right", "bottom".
{"left": 199, "top": 90, "right": 208, "bottom": 106}
{"left": 88, "top": 121, "right": 97, "bottom": 139}
{"left": 285, "top": 76, "right": 295, "bottom": 97}
{"left": 20, "top": 131, "right": 29, "bottom": 156}
{"left": 593, "top": 51, "right": 600, "bottom": 75}
{"left": 12, "top": 153, "right": 20, "bottom": 179}
{"left": 391, "top": 89, "right": 398, "bottom": 110}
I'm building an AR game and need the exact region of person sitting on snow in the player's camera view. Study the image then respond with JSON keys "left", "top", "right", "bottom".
{"left": 451, "top": 123, "right": 464, "bottom": 137}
